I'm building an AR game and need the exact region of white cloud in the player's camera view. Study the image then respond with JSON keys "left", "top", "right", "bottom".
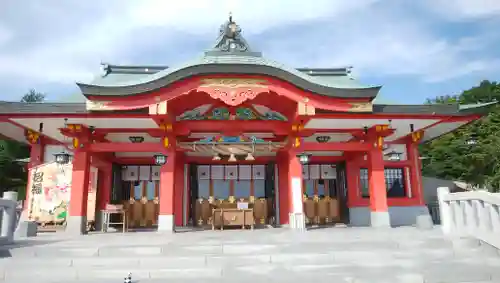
{"left": 0, "top": 0, "right": 380, "bottom": 84}
{"left": 424, "top": 0, "right": 500, "bottom": 20}
{"left": 0, "top": 25, "right": 12, "bottom": 46}
{"left": 261, "top": 6, "right": 500, "bottom": 83}
{"left": 0, "top": 0, "right": 498, "bottom": 90}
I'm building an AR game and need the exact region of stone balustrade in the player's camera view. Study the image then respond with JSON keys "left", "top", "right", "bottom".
{"left": 437, "top": 186, "right": 500, "bottom": 249}
{"left": 0, "top": 197, "right": 18, "bottom": 245}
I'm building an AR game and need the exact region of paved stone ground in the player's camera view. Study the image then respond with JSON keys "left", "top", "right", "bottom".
{"left": 0, "top": 226, "right": 499, "bottom": 283}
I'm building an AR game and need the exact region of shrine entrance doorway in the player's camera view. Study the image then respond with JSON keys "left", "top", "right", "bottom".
{"left": 121, "top": 165, "right": 161, "bottom": 229}
{"left": 302, "top": 162, "right": 349, "bottom": 226}
{"left": 189, "top": 164, "right": 276, "bottom": 229}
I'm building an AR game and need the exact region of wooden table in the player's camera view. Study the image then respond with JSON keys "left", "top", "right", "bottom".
{"left": 101, "top": 209, "right": 128, "bottom": 233}
{"left": 212, "top": 208, "right": 254, "bottom": 230}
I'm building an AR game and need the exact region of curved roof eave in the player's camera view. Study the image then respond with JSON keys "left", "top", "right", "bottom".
{"left": 77, "top": 57, "right": 381, "bottom": 99}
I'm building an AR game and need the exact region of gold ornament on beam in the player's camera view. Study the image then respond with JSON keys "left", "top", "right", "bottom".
{"left": 159, "top": 122, "right": 173, "bottom": 132}
{"left": 291, "top": 123, "right": 304, "bottom": 132}
{"left": 25, "top": 129, "right": 40, "bottom": 144}
{"left": 375, "top": 125, "right": 389, "bottom": 132}
{"left": 412, "top": 131, "right": 423, "bottom": 143}
{"left": 67, "top": 124, "right": 82, "bottom": 132}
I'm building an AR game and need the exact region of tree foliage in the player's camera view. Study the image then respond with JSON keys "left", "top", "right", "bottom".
{"left": 20, "top": 89, "right": 46, "bottom": 103}
{"left": 0, "top": 90, "right": 45, "bottom": 197}
{"left": 420, "top": 80, "right": 500, "bottom": 192}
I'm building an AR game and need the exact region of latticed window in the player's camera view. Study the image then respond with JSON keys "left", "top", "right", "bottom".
{"left": 359, "top": 168, "right": 406, "bottom": 198}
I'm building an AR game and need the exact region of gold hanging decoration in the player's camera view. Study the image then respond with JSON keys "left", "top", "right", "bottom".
{"left": 72, "top": 138, "right": 80, "bottom": 149}
{"left": 293, "top": 137, "right": 301, "bottom": 148}
{"left": 163, "top": 137, "right": 170, "bottom": 148}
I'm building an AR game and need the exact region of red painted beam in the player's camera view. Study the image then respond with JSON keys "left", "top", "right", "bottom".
{"left": 87, "top": 142, "right": 166, "bottom": 153}
{"left": 301, "top": 141, "right": 372, "bottom": 152}
{"left": 113, "top": 157, "right": 155, "bottom": 165}
{"left": 185, "top": 156, "right": 276, "bottom": 164}
{"left": 174, "top": 120, "right": 290, "bottom": 136}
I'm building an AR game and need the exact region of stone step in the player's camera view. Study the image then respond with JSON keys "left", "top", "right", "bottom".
{"left": 2, "top": 260, "right": 500, "bottom": 283}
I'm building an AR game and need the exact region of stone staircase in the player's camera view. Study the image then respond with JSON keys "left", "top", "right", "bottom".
{"left": 0, "top": 227, "right": 499, "bottom": 283}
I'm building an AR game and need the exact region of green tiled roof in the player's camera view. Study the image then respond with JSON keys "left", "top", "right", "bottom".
{"left": 77, "top": 17, "right": 381, "bottom": 99}
{"left": 0, "top": 101, "right": 494, "bottom": 117}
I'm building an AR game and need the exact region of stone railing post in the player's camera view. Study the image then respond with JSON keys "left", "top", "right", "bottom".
{"left": 490, "top": 203, "right": 500, "bottom": 233}
{"left": 439, "top": 190, "right": 500, "bottom": 249}
{"left": 437, "top": 187, "right": 452, "bottom": 234}
{"left": 464, "top": 200, "right": 478, "bottom": 233}
{"left": 478, "top": 201, "right": 493, "bottom": 233}
{"left": 0, "top": 198, "right": 17, "bottom": 244}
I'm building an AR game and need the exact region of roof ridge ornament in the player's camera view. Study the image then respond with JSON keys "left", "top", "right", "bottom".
{"left": 207, "top": 13, "right": 261, "bottom": 56}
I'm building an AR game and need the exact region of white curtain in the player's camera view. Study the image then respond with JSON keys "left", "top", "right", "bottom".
{"left": 238, "top": 165, "right": 252, "bottom": 180}
{"left": 252, "top": 165, "right": 265, "bottom": 180}
{"left": 151, "top": 166, "right": 161, "bottom": 181}
{"left": 198, "top": 165, "right": 210, "bottom": 180}
{"left": 320, "top": 164, "right": 336, "bottom": 179}
{"left": 309, "top": 164, "right": 320, "bottom": 179}
{"left": 139, "top": 166, "right": 151, "bottom": 181}
{"left": 122, "top": 165, "right": 139, "bottom": 181}
{"left": 211, "top": 165, "right": 224, "bottom": 180}
{"left": 225, "top": 165, "right": 238, "bottom": 180}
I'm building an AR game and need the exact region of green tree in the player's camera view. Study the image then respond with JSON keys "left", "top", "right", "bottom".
{"left": 0, "top": 90, "right": 46, "bottom": 197}
{"left": 420, "top": 80, "right": 500, "bottom": 192}
{"left": 21, "top": 89, "right": 46, "bottom": 103}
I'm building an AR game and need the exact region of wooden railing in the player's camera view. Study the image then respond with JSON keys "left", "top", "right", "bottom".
{"left": 437, "top": 187, "right": 500, "bottom": 249}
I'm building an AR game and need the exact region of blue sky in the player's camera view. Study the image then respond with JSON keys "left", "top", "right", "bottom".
{"left": 0, "top": 0, "right": 499, "bottom": 104}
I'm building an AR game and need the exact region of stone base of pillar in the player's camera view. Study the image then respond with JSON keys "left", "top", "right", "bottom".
{"left": 289, "top": 212, "right": 306, "bottom": 231}
{"left": 65, "top": 216, "right": 87, "bottom": 235}
{"left": 15, "top": 221, "right": 37, "bottom": 238}
{"left": 157, "top": 215, "right": 175, "bottom": 232}
{"left": 416, "top": 214, "right": 434, "bottom": 230}
{"left": 370, "top": 211, "right": 391, "bottom": 228}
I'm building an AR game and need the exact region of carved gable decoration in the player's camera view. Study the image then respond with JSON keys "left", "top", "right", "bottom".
{"left": 176, "top": 103, "right": 287, "bottom": 121}
{"left": 197, "top": 78, "right": 270, "bottom": 106}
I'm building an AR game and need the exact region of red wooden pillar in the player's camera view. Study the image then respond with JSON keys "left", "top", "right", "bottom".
{"left": 287, "top": 151, "right": 305, "bottom": 230}
{"left": 277, "top": 152, "right": 289, "bottom": 225}
{"left": 22, "top": 142, "right": 44, "bottom": 218}
{"left": 174, "top": 153, "right": 184, "bottom": 226}
{"left": 406, "top": 142, "right": 425, "bottom": 205}
{"left": 158, "top": 151, "right": 175, "bottom": 232}
{"left": 367, "top": 148, "right": 390, "bottom": 227}
{"left": 345, "top": 153, "right": 360, "bottom": 207}
{"left": 97, "top": 167, "right": 112, "bottom": 211}
{"left": 67, "top": 150, "right": 91, "bottom": 235}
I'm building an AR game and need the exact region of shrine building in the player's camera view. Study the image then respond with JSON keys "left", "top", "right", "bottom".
{"left": 0, "top": 16, "right": 493, "bottom": 234}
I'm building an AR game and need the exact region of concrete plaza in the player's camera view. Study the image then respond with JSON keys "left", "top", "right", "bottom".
{"left": 0, "top": 226, "right": 499, "bottom": 283}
